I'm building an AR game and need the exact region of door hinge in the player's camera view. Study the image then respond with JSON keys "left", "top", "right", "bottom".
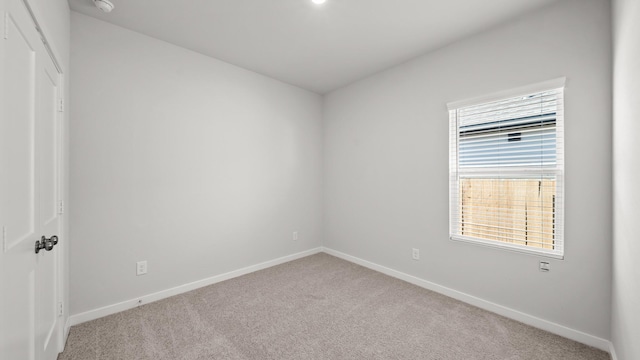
{"left": 58, "top": 98, "right": 64, "bottom": 112}
{"left": 4, "top": 12, "right": 9, "bottom": 39}
{"left": 58, "top": 302, "right": 63, "bottom": 317}
{"left": 58, "top": 200, "right": 64, "bottom": 215}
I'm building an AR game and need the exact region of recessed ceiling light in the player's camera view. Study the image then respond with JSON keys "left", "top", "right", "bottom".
{"left": 311, "top": 0, "right": 326, "bottom": 4}
{"left": 93, "top": 0, "right": 115, "bottom": 13}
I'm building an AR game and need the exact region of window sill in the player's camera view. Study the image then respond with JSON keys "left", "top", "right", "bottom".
{"left": 450, "top": 235, "right": 564, "bottom": 260}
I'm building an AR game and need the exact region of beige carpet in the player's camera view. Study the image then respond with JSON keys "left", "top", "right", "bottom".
{"left": 59, "top": 253, "right": 609, "bottom": 360}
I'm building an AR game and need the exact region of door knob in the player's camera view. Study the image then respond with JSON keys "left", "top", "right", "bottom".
{"left": 35, "top": 235, "right": 59, "bottom": 254}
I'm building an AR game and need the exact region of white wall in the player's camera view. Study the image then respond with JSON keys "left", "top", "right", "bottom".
{"left": 612, "top": 0, "right": 640, "bottom": 359}
{"left": 324, "top": 0, "right": 612, "bottom": 339}
{"left": 69, "top": 13, "right": 323, "bottom": 315}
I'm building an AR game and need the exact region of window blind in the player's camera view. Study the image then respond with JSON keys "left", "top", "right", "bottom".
{"left": 449, "top": 86, "right": 564, "bottom": 258}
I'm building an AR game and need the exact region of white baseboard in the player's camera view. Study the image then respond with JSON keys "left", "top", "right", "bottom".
{"left": 609, "top": 342, "right": 618, "bottom": 360}
{"left": 62, "top": 317, "right": 71, "bottom": 350}
{"left": 321, "top": 247, "right": 612, "bottom": 353}
{"left": 68, "top": 247, "right": 322, "bottom": 327}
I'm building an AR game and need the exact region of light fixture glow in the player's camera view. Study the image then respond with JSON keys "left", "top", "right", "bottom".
{"left": 312, "top": 0, "right": 326, "bottom": 4}
{"left": 93, "top": 0, "right": 115, "bottom": 13}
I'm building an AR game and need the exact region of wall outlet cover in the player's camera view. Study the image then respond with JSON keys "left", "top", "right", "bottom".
{"left": 136, "top": 261, "right": 148, "bottom": 276}
{"left": 539, "top": 261, "right": 551, "bottom": 272}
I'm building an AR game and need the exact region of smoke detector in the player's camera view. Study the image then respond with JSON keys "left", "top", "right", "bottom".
{"left": 93, "top": 0, "right": 115, "bottom": 13}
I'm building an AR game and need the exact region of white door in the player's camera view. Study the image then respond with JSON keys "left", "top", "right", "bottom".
{"left": 1, "top": 0, "right": 62, "bottom": 358}
{"left": 35, "top": 16, "right": 63, "bottom": 360}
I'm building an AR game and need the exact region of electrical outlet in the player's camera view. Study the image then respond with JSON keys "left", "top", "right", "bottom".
{"left": 412, "top": 248, "right": 420, "bottom": 260}
{"left": 539, "top": 261, "right": 550, "bottom": 272}
{"left": 136, "top": 261, "right": 147, "bottom": 276}
{"left": 293, "top": 231, "right": 298, "bottom": 241}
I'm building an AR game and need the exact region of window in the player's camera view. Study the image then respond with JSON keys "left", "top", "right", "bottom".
{"left": 448, "top": 79, "right": 565, "bottom": 259}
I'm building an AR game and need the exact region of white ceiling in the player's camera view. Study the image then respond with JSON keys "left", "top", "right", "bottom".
{"left": 68, "top": 0, "right": 559, "bottom": 94}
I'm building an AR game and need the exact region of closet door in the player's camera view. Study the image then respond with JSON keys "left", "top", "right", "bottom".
{"left": 1, "top": 0, "right": 62, "bottom": 359}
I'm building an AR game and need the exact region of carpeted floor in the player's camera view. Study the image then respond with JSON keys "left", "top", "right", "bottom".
{"left": 58, "top": 253, "right": 610, "bottom": 360}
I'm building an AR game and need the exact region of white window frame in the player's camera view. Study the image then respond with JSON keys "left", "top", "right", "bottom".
{"left": 448, "top": 78, "right": 566, "bottom": 259}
